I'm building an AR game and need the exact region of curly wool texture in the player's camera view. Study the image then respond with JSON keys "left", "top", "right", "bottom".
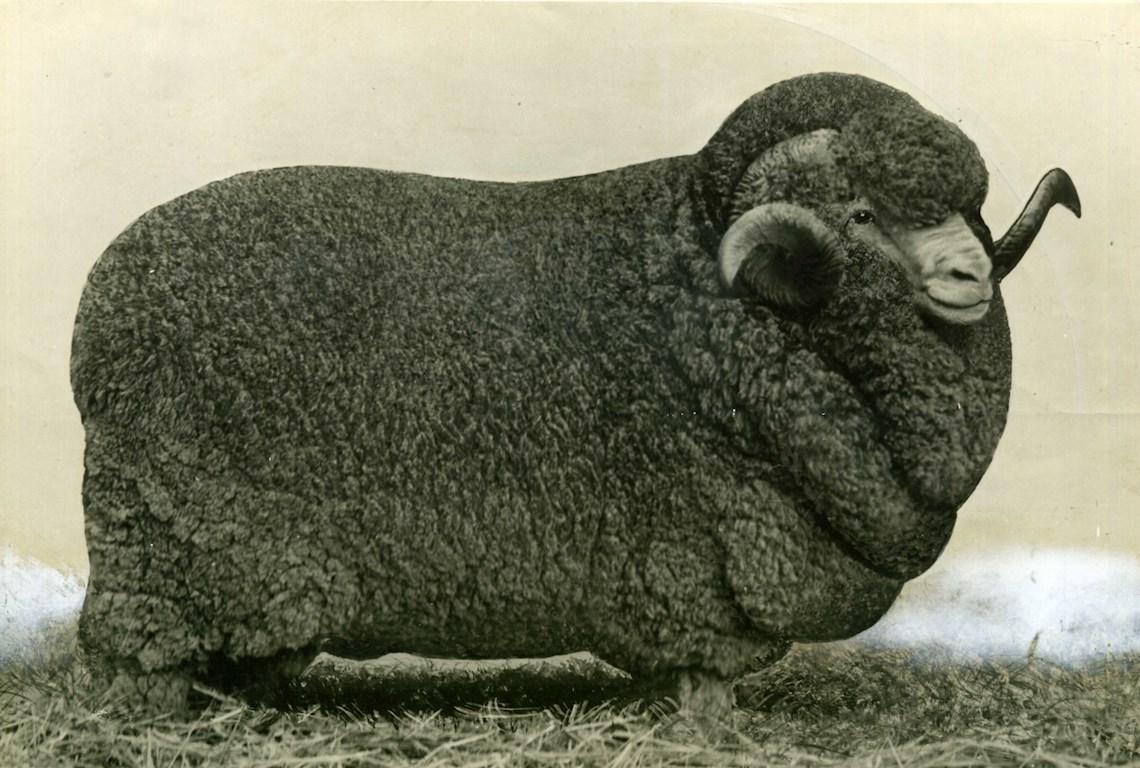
{"left": 836, "top": 103, "right": 989, "bottom": 226}
{"left": 71, "top": 73, "right": 1012, "bottom": 706}
{"left": 695, "top": 74, "right": 988, "bottom": 234}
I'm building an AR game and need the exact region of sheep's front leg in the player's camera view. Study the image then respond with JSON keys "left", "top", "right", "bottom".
{"left": 671, "top": 669, "right": 736, "bottom": 722}
{"left": 627, "top": 667, "right": 736, "bottom": 723}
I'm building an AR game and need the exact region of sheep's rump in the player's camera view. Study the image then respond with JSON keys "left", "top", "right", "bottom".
{"left": 71, "top": 159, "right": 903, "bottom": 676}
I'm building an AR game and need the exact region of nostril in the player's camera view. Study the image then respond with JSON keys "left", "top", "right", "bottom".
{"left": 950, "top": 268, "right": 980, "bottom": 283}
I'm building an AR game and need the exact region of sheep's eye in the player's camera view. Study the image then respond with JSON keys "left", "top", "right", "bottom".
{"left": 849, "top": 209, "right": 876, "bottom": 225}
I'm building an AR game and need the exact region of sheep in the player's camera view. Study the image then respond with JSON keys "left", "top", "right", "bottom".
{"left": 70, "top": 72, "right": 1080, "bottom": 717}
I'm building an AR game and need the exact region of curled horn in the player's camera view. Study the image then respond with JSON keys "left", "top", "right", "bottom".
{"left": 993, "top": 169, "right": 1082, "bottom": 280}
{"left": 729, "top": 128, "right": 841, "bottom": 223}
{"left": 718, "top": 203, "right": 846, "bottom": 308}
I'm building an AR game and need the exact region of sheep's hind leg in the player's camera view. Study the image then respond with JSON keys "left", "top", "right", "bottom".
{"left": 82, "top": 653, "right": 194, "bottom": 715}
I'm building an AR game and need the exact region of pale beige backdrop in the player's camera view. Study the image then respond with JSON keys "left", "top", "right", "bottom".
{"left": 1, "top": 3, "right": 1137, "bottom": 575}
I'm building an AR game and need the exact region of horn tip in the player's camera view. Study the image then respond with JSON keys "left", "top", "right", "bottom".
{"left": 1048, "top": 167, "right": 1082, "bottom": 218}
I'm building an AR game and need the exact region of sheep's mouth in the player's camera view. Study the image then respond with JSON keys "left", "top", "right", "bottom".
{"left": 919, "top": 292, "right": 991, "bottom": 325}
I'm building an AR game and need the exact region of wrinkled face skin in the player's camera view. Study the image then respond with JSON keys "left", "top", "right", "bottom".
{"left": 840, "top": 200, "right": 993, "bottom": 325}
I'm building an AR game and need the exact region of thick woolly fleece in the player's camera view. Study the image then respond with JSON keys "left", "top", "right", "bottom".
{"left": 695, "top": 75, "right": 989, "bottom": 232}
{"left": 71, "top": 73, "right": 1012, "bottom": 706}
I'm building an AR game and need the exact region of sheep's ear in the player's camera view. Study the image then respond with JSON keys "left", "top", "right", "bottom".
{"left": 718, "top": 203, "right": 846, "bottom": 308}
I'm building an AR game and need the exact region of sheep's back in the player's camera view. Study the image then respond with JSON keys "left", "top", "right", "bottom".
{"left": 73, "top": 161, "right": 693, "bottom": 487}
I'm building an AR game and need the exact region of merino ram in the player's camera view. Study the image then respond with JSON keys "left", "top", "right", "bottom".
{"left": 71, "top": 73, "right": 1080, "bottom": 715}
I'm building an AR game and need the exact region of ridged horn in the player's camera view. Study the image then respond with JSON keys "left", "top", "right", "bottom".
{"left": 719, "top": 203, "right": 846, "bottom": 308}
{"left": 994, "top": 169, "right": 1081, "bottom": 280}
{"left": 729, "top": 128, "right": 842, "bottom": 223}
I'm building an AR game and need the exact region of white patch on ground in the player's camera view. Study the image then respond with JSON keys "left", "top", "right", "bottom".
{"left": 0, "top": 549, "right": 85, "bottom": 666}
{"left": 1, "top": 547, "right": 1137, "bottom": 667}
{"left": 853, "top": 548, "right": 1140, "bottom": 662}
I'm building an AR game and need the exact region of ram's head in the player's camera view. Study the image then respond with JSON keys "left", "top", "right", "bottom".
{"left": 717, "top": 103, "right": 1081, "bottom": 323}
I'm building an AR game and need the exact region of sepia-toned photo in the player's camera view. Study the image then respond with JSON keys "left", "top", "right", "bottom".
{"left": 2, "top": 3, "right": 1136, "bottom": 764}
